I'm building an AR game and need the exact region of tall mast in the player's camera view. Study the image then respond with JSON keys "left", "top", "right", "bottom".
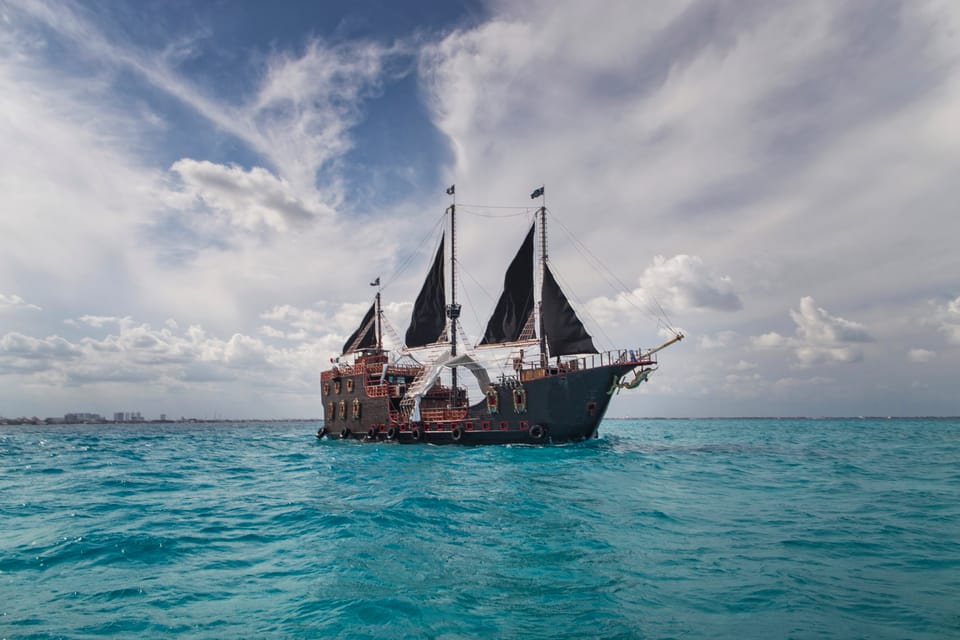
{"left": 446, "top": 185, "right": 460, "bottom": 391}
{"left": 375, "top": 288, "right": 382, "bottom": 351}
{"left": 535, "top": 186, "right": 548, "bottom": 366}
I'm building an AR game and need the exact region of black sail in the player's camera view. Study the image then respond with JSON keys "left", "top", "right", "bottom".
{"left": 405, "top": 236, "right": 446, "bottom": 348}
{"left": 480, "top": 224, "right": 536, "bottom": 345}
{"left": 541, "top": 264, "right": 598, "bottom": 356}
{"left": 342, "top": 302, "right": 377, "bottom": 354}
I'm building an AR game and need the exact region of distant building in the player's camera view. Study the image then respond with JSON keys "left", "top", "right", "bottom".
{"left": 113, "top": 411, "right": 144, "bottom": 422}
{"left": 64, "top": 412, "right": 104, "bottom": 424}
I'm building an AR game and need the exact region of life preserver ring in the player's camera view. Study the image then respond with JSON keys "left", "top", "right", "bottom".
{"left": 340, "top": 428, "right": 351, "bottom": 439}
{"left": 411, "top": 425, "right": 423, "bottom": 441}
{"left": 316, "top": 427, "right": 326, "bottom": 439}
{"left": 529, "top": 424, "right": 546, "bottom": 441}
{"left": 451, "top": 426, "right": 464, "bottom": 442}
{"left": 367, "top": 427, "right": 377, "bottom": 440}
{"left": 386, "top": 426, "right": 397, "bottom": 440}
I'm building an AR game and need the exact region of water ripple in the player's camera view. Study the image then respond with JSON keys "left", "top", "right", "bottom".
{"left": 1, "top": 419, "right": 959, "bottom": 638}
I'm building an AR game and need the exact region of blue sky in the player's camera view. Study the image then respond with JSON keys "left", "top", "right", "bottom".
{"left": 2, "top": 0, "right": 959, "bottom": 419}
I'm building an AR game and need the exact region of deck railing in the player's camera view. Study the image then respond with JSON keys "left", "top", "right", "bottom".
{"left": 516, "top": 348, "right": 656, "bottom": 381}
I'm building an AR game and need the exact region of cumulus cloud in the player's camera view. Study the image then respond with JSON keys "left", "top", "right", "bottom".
{"left": 167, "top": 159, "right": 332, "bottom": 235}
{"left": 751, "top": 296, "right": 873, "bottom": 366}
{"left": 0, "top": 296, "right": 399, "bottom": 410}
{"left": 908, "top": 348, "right": 935, "bottom": 363}
{"left": 939, "top": 295, "right": 960, "bottom": 344}
{"left": 0, "top": 294, "right": 41, "bottom": 312}
{"left": 0, "top": 314, "right": 309, "bottom": 390}
{"left": 0, "top": 332, "right": 81, "bottom": 361}
{"left": 641, "top": 255, "right": 742, "bottom": 312}
{"left": 588, "top": 254, "right": 741, "bottom": 327}
{"left": 260, "top": 304, "right": 329, "bottom": 330}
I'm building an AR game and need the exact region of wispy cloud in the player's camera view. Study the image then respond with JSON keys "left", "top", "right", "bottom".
{"left": 5, "top": 0, "right": 396, "bottom": 219}
{"left": 0, "top": 293, "right": 41, "bottom": 312}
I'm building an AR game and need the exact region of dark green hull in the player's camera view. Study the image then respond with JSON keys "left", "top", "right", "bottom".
{"left": 318, "top": 360, "right": 639, "bottom": 445}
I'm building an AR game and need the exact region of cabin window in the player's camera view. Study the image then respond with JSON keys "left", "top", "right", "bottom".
{"left": 499, "top": 421, "right": 508, "bottom": 431}
{"left": 338, "top": 400, "right": 346, "bottom": 419}
{"left": 352, "top": 398, "right": 361, "bottom": 420}
{"left": 482, "top": 421, "right": 491, "bottom": 431}
{"left": 346, "top": 379, "right": 354, "bottom": 393}
{"left": 327, "top": 402, "right": 335, "bottom": 419}
{"left": 379, "top": 423, "right": 386, "bottom": 433}
{"left": 586, "top": 401, "right": 597, "bottom": 416}
{"left": 519, "top": 420, "right": 529, "bottom": 431}
{"left": 334, "top": 380, "right": 341, "bottom": 394}
{"left": 465, "top": 421, "right": 474, "bottom": 431}
{"left": 323, "top": 382, "right": 330, "bottom": 395}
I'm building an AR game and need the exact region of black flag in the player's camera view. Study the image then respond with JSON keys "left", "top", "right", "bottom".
{"left": 530, "top": 186, "right": 544, "bottom": 199}
{"left": 446, "top": 185, "right": 455, "bottom": 195}
{"left": 370, "top": 277, "right": 380, "bottom": 287}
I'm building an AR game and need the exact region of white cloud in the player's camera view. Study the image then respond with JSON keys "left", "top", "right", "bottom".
{"left": 0, "top": 293, "right": 41, "bottom": 312}
{"left": 0, "top": 332, "right": 81, "bottom": 362}
{"left": 790, "top": 296, "right": 872, "bottom": 345}
{"left": 939, "top": 296, "right": 960, "bottom": 344}
{"left": 751, "top": 332, "right": 789, "bottom": 349}
{"left": 640, "top": 255, "right": 742, "bottom": 313}
{"left": 751, "top": 297, "right": 872, "bottom": 367}
{"left": 588, "top": 254, "right": 741, "bottom": 328}
{"left": 908, "top": 348, "right": 935, "bottom": 363}
{"left": 0, "top": 312, "right": 329, "bottom": 403}
{"left": 167, "top": 159, "right": 332, "bottom": 235}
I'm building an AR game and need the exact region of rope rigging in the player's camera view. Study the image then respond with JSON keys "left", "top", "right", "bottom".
{"left": 545, "top": 208, "right": 679, "bottom": 334}
{"left": 357, "top": 197, "right": 678, "bottom": 365}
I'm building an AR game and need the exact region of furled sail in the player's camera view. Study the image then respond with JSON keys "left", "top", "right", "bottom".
{"left": 541, "top": 264, "right": 598, "bottom": 356}
{"left": 479, "top": 224, "right": 536, "bottom": 345}
{"left": 342, "top": 302, "right": 377, "bottom": 354}
{"left": 405, "top": 236, "right": 446, "bottom": 348}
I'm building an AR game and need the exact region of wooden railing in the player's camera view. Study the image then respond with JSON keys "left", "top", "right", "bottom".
{"left": 517, "top": 348, "right": 656, "bottom": 382}
{"left": 420, "top": 408, "right": 468, "bottom": 422}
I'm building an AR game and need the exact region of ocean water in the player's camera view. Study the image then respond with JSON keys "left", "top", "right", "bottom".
{"left": 2, "top": 419, "right": 959, "bottom": 639}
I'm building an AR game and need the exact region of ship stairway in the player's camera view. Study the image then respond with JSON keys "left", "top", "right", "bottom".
{"left": 399, "top": 366, "right": 434, "bottom": 416}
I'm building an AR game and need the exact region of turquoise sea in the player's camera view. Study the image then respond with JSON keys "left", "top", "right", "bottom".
{"left": 2, "top": 418, "right": 959, "bottom": 639}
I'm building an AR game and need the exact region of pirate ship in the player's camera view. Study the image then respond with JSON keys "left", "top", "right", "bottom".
{"left": 317, "top": 187, "right": 682, "bottom": 444}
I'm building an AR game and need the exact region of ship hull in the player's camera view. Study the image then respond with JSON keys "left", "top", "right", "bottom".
{"left": 318, "top": 361, "right": 638, "bottom": 445}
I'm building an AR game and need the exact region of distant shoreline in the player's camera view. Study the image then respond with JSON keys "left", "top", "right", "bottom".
{"left": 3, "top": 416, "right": 958, "bottom": 426}
{"left": 0, "top": 418, "right": 322, "bottom": 426}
